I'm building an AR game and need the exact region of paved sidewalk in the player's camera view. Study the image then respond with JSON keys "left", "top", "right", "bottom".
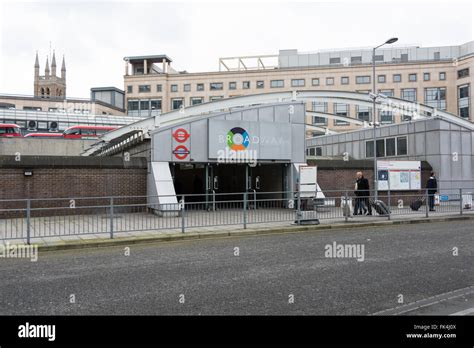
{"left": 0, "top": 205, "right": 472, "bottom": 249}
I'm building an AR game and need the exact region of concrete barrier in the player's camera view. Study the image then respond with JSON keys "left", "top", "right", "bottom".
{"left": 0, "top": 138, "right": 96, "bottom": 156}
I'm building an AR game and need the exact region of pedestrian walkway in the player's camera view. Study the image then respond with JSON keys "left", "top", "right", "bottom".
{"left": 1, "top": 205, "right": 472, "bottom": 246}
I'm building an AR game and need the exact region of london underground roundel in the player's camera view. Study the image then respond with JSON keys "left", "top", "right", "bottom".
{"left": 173, "top": 145, "right": 190, "bottom": 160}
{"left": 173, "top": 128, "right": 190, "bottom": 143}
{"left": 227, "top": 127, "right": 249, "bottom": 151}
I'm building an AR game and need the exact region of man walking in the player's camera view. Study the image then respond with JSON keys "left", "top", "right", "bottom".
{"left": 427, "top": 171, "right": 438, "bottom": 211}
{"left": 354, "top": 171, "right": 372, "bottom": 215}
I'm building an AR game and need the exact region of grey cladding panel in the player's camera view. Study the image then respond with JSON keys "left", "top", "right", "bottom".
{"left": 152, "top": 130, "right": 172, "bottom": 162}
{"left": 258, "top": 106, "right": 274, "bottom": 122}
{"left": 190, "top": 120, "right": 208, "bottom": 162}
{"left": 242, "top": 108, "right": 258, "bottom": 122}
{"left": 225, "top": 111, "right": 242, "bottom": 121}
{"left": 274, "top": 104, "right": 290, "bottom": 123}
{"left": 291, "top": 124, "right": 305, "bottom": 163}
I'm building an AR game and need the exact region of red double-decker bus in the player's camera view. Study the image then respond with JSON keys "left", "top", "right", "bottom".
{"left": 0, "top": 124, "right": 22, "bottom": 137}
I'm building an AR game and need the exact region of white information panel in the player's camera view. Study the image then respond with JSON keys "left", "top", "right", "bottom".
{"left": 377, "top": 160, "right": 421, "bottom": 191}
{"left": 299, "top": 165, "right": 317, "bottom": 198}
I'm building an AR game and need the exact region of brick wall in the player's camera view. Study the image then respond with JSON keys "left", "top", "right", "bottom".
{"left": 0, "top": 156, "right": 148, "bottom": 217}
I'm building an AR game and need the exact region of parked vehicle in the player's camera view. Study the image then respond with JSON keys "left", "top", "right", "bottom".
{"left": 0, "top": 123, "right": 22, "bottom": 137}
{"left": 24, "top": 133, "right": 64, "bottom": 138}
{"left": 63, "top": 125, "right": 118, "bottom": 139}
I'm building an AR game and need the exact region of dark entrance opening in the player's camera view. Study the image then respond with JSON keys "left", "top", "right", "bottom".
{"left": 172, "top": 162, "right": 289, "bottom": 205}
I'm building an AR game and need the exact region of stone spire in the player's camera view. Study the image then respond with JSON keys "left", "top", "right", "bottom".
{"left": 51, "top": 50, "right": 57, "bottom": 77}
{"left": 45, "top": 56, "right": 50, "bottom": 78}
{"left": 61, "top": 55, "right": 66, "bottom": 79}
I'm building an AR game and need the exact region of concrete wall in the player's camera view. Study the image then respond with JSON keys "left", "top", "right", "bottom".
{"left": 0, "top": 138, "right": 96, "bottom": 156}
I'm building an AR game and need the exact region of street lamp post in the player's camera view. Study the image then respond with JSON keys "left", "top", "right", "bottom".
{"left": 372, "top": 37, "right": 398, "bottom": 201}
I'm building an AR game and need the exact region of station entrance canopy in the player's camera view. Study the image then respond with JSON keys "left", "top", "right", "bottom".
{"left": 147, "top": 102, "right": 307, "bottom": 210}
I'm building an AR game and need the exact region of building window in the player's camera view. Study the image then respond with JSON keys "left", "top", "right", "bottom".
{"left": 128, "top": 100, "right": 139, "bottom": 111}
{"left": 351, "top": 56, "right": 362, "bottom": 64}
{"left": 374, "top": 55, "right": 384, "bottom": 62}
{"left": 366, "top": 141, "right": 374, "bottom": 158}
{"left": 326, "top": 77, "right": 334, "bottom": 86}
{"left": 356, "top": 105, "right": 371, "bottom": 122}
{"left": 425, "top": 87, "right": 446, "bottom": 110}
{"left": 401, "top": 54, "right": 408, "bottom": 62}
{"left": 312, "top": 101, "right": 328, "bottom": 125}
{"left": 171, "top": 98, "right": 183, "bottom": 110}
{"left": 329, "top": 57, "right": 340, "bottom": 64}
{"left": 228, "top": 82, "right": 236, "bottom": 90}
{"left": 341, "top": 77, "right": 349, "bottom": 85}
{"left": 378, "top": 75, "right": 386, "bottom": 83}
{"left": 291, "top": 79, "right": 305, "bottom": 87}
{"left": 210, "top": 96, "right": 223, "bottom": 101}
{"left": 140, "top": 100, "right": 149, "bottom": 111}
{"left": 439, "top": 72, "right": 446, "bottom": 81}
{"left": 457, "top": 68, "right": 469, "bottom": 79}
{"left": 365, "top": 136, "right": 407, "bottom": 158}
{"left": 409, "top": 73, "right": 417, "bottom": 82}
{"left": 138, "top": 85, "right": 151, "bottom": 93}
{"left": 376, "top": 139, "right": 385, "bottom": 157}
{"left": 127, "top": 86, "right": 133, "bottom": 93}
{"left": 379, "top": 89, "right": 394, "bottom": 123}
{"left": 210, "top": 82, "right": 223, "bottom": 90}
{"left": 156, "top": 84, "right": 162, "bottom": 92}
{"left": 270, "top": 80, "right": 284, "bottom": 88}
{"left": 401, "top": 88, "right": 417, "bottom": 102}
{"left": 434, "top": 52, "right": 440, "bottom": 60}
{"left": 171, "top": 84, "right": 178, "bottom": 92}
{"left": 312, "top": 78, "right": 320, "bottom": 86}
{"left": 190, "top": 97, "right": 204, "bottom": 106}
{"left": 150, "top": 99, "right": 162, "bottom": 111}
{"left": 334, "top": 103, "right": 349, "bottom": 126}
{"left": 242, "top": 81, "right": 250, "bottom": 89}
{"left": 356, "top": 76, "right": 370, "bottom": 84}
{"left": 397, "top": 136, "right": 407, "bottom": 155}
{"left": 184, "top": 84, "right": 191, "bottom": 92}
{"left": 393, "top": 74, "right": 402, "bottom": 83}
{"left": 458, "top": 84, "right": 470, "bottom": 118}
{"left": 197, "top": 83, "right": 204, "bottom": 91}
{"left": 386, "top": 137, "right": 396, "bottom": 157}
{"left": 256, "top": 81, "right": 264, "bottom": 89}
{"left": 423, "top": 73, "right": 430, "bottom": 81}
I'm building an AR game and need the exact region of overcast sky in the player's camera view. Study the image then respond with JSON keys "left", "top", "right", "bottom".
{"left": 0, "top": 0, "right": 472, "bottom": 98}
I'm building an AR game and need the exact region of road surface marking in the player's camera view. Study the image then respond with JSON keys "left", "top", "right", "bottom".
{"left": 449, "top": 307, "right": 474, "bottom": 316}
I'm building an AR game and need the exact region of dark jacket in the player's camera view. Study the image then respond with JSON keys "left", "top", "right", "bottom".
{"left": 355, "top": 177, "right": 370, "bottom": 197}
{"left": 427, "top": 176, "right": 437, "bottom": 194}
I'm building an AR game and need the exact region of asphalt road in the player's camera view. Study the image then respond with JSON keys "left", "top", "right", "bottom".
{"left": 0, "top": 220, "right": 472, "bottom": 315}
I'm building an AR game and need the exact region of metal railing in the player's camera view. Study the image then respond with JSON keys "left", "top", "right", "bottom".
{"left": 0, "top": 188, "right": 473, "bottom": 244}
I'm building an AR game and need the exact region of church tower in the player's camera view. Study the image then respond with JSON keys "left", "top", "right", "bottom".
{"left": 33, "top": 50, "right": 67, "bottom": 99}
